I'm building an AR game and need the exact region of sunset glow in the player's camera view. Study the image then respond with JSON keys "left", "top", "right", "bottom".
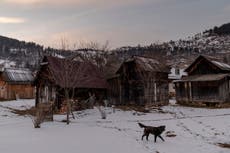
{"left": 0, "top": 0, "right": 229, "bottom": 48}
{"left": 0, "top": 17, "right": 25, "bottom": 24}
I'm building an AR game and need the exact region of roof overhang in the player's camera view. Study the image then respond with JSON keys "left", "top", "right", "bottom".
{"left": 174, "top": 74, "right": 229, "bottom": 83}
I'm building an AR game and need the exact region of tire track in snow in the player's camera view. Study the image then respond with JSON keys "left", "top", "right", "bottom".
{"left": 170, "top": 108, "right": 230, "bottom": 145}
{"left": 94, "top": 122, "right": 155, "bottom": 153}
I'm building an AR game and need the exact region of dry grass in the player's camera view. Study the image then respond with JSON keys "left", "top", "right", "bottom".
{"left": 166, "top": 134, "right": 177, "bottom": 137}
{"left": 177, "top": 102, "right": 230, "bottom": 109}
{"left": 216, "top": 143, "right": 230, "bottom": 149}
{"left": 165, "top": 131, "right": 177, "bottom": 137}
{"left": 177, "top": 101, "right": 230, "bottom": 109}
{"left": 7, "top": 105, "right": 52, "bottom": 128}
{"left": 115, "top": 105, "right": 150, "bottom": 113}
{"left": 1, "top": 105, "right": 36, "bottom": 116}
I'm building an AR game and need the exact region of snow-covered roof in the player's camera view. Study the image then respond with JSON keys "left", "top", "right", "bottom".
{"left": 3, "top": 68, "right": 34, "bottom": 84}
{"left": 211, "top": 61, "right": 230, "bottom": 71}
{"left": 118, "top": 56, "right": 169, "bottom": 73}
{"left": 0, "top": 59, "right": 16, "bottom": 68}
{"left": 185, "top": 55, "right": 230, "bottom": 73}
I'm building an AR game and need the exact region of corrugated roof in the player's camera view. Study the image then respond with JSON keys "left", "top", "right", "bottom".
{"left": 3, "top": 68, "right": 34, "bottom": 84}
{"left": 174, "top": 74, "right": 229, "bottom": 82}
{"left": 42, "top": 56, "right": 108, "bottom": 89}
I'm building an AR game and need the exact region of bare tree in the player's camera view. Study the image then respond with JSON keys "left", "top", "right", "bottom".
{"left": 76, "top": 40, "right": 110, "bottom": 51}
{"left": 42, "top": 57, "right": 84, "bottom": 124}
{"left": 23, "top": 103, "right": 50, "bottom": 128}
{"left": 54, "top": 39, "right": 109, "bottom": 121}
{"left": 73, "top": 40, "right": 110, "bottom": 72}
{"left": 58, "top": 38, "right": 102, "bottom": 124}
{"left": 37, "top": 38, "right": 85, "bottom": 124}
{"left": 32, "top": 103, "right": 52, "bottom": 128}
{"left": 70, "top": 40, "right": 111, "bottom": 119}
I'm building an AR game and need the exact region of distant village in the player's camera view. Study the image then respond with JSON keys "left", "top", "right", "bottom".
{"left": 1, "top": 52, "right": 230, "bottom": 109}
{"left": 0, "top": 23, "right": 230, "bottom": 127}
{"left": 2, "top": 1, "right": 230, "bottom": 152}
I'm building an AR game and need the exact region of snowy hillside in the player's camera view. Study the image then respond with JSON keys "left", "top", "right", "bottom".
{"left": 168, "top": 34, "right": 230, "bottom": 54}
{"left": 113, "top": 23, "right": 230, "bottom": 62}
{"left": 0, "top": 99, "right": 230, "bottom": 153}
{"left": 0, "top": 59, "right": 16, "bottom": 68}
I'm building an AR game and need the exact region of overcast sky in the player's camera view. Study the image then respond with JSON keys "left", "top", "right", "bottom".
{"left": 0, "top": 0, "right": 229, "bottom": 49}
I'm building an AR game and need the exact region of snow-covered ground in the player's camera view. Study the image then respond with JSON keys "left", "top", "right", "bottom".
{"left": 0, "top": 99, "right": 230, "bottom": 153}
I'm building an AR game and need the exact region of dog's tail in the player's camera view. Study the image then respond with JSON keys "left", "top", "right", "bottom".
{"left": 138, "top": 122, "right": 147, "bottom": 128}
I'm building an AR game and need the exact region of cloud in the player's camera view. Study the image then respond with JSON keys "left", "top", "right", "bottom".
{"left": 5, "top": 0, "right": 39, "bottom": 4}
{"left": 0, "top": 17, "right": 25, "bottom": 24}
{"left": 5, "top": 0, "right": 130, "bottom": 5}
{"left": 4, "top": 0, "right": 156, "bottom": 7}
{"left": 223, "top": 5, "right": 230, "bottom": 12}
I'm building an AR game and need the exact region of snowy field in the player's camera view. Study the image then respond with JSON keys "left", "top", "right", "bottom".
{"left": 0, "top": 99, "right": 230, "bottom": 153}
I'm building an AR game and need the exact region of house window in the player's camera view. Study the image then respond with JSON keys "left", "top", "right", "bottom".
{"left": 175, "top": 68, "right": 180, "bottom": 75}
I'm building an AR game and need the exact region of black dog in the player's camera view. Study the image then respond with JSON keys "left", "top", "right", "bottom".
{"left": 138, "top": 123, "right": 165, "bottom": 142}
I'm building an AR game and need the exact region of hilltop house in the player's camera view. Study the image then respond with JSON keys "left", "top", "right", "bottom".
{"left": 34, "top": 56, "right": 108, "bottom": 109}
{"left": 175, "top": 55, "right": 230, "bottom": 105}
{"left": 108, "top": 56, "right": 169, "bottom": 106}
{"left": 0, "top": 67, "right": 34, "bottom": 100}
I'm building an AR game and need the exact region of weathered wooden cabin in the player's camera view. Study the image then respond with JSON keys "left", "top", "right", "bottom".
{"left": 175, "top": 55, "right": 230, "bottom": 105}
{"left": 35, "top": 56, "right": 108, "bottom": 109}
{"left": 108, "top": 56, "right": 169, "bottom": 106}
{"left": 0, "top": 67, "right": 34, "bottom": 100}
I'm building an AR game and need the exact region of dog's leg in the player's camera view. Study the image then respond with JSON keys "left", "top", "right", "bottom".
{"left": 154, "top": 135, "right": 157, "bottom": 142}
{"left": 142, "top": 134, "right": 145, "bottom": 140}
{"left": 158, "top": 135, "right": 165, "bottom": 142}
{"left": 146, "top": 133, "right": 149, "bottom": 141}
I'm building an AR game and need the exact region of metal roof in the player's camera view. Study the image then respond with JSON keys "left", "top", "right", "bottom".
{"left": 3, "top": 68, "right": 34, "bottom": 84}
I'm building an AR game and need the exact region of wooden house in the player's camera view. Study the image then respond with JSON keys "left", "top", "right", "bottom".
{"left": 168, "top": 63, "right": 188, "bottom": 97}
{"left": 0, "top": 67, "right": 34, "bottom": 100}
{"left": 108, "top": 56, "right": 169, "bottom": 106}
{"left": 34, "top": 56, "right": 108, "bottom": 109}
{"left": 175, "top": 55, "right": 230, "bottom": 105}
